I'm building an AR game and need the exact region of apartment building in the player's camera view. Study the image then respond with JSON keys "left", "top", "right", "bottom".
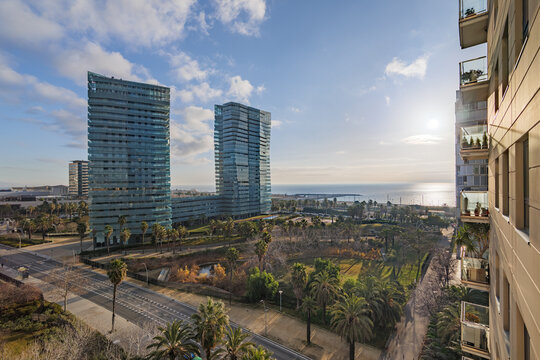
{"left": 68, "top": 160, "right": 89, "bottom": 198}
{"left": 458, "top": 0, "right": 539, "bottom": 358}
{"left": 87, "top": 72, "right": 172, "bottom": 246}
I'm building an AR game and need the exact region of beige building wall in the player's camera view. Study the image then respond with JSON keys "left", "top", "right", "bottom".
{"left": 487, "top": 0, "right": 540, "bottom": 359}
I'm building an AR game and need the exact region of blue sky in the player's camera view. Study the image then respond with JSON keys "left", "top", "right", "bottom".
{"left": 0, "top": 0, "right": 485, "bottom": 188}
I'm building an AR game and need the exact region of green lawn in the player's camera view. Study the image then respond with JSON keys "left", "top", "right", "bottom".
{"left": 0, "top": 236, "right": 50, "bottom": 248}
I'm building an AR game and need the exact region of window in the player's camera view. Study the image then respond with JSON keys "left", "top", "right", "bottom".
{"left": 501, "top": 21, "right": 509, "bottom": 96}
{"left": 503, "top": 150, "right": 509, "bottom": 216}
{"left": 525, "top": 324, "right": 531, "bottom": 360}
{"left": 523, "top": 0, "right": 530, "bottom": 39}
{"left": 503, "top": 274, "right": 510, "bottom": 332}
{"left": 524, "top": 137, "right": 529, "bottom": 232}
{"left": 494, "top": 61, "right": 500, "bottom": 112}
{"left": 495, "top": 157, "right": 500, "bottom": 208}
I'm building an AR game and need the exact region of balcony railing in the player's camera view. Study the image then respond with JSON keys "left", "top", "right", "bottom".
{"left": 461, "top": 257, "right": 489, "bottom": 288}
{"left": 460, "top": 57, "right": 488, "bottom": 86}
{"left": 461, "top": 302, "right": 490, "bottom": 357}
{"left": 460, "top": 124, "right": 488, "bottom": 149}
{"left": 460, "top": 191, "right": 489, "bottom": 222}
{"left": 460, "top": 0, "right": 488, "bottom": 19}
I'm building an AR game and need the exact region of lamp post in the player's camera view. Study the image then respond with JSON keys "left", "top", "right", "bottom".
{"left": 260, "top": 300, "right": 268, "bottom": 336}
{"left": 278, "top": 290, "right": 283, "bottom": 312}
{"left": 142, "top": 262, "right": 149, "bottom": 286}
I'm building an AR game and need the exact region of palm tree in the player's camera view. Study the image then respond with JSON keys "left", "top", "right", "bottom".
{"left": 141, "top": 221, "right": 148, "bottom": 254}
{"left": 301, "top": 295, "right": 318, "bottom": 345}
{"left": 241, "top": 345, "right": 274, "bottom": 360}
{"left": 36, "top": 214, "right": 51, "bottom": 241}
{"left": 21, "top": 218, "right": 36, "bottom": 240}
{"left": 310, "top": 270, "right": 339, "bottom": 324}
{"left": 107, "top": 259, "right": 127, "bottom": 333}
{"left": 330, "top": 294, "right": 373, "bottom": 360}
{"left": 121, "top": 228, "right": 131, "bottom": 255}
{"left": 226, "top": 247, "right": 239, "bottom": 305}
{"left": 218, "top": 326, "right": 254, "bottom": 360}
{"left": 191, "top": 298, "right": 229, "bottom": 360}
{"left": 177, "top": 225, "right": 187, "bottom": 252}
{"left": 77, "top": 222, "right": 87, "bottom": 254}
{"left": 291, "top": 263, "right": 307, "bottom": 309}
{"left": 255, "top": 239, "right": 268, "bottom": 271}
{"left": 104, "top": 225, "right": 113, "bottom": 254}
{"left": 146, "top": 320, "right": 200, "bottom": 360}
{"left": 435, "top": 302, "right": 461, "bottom": 344}
{"left": 117, "top": 215, "right": 127, "bottom": 245}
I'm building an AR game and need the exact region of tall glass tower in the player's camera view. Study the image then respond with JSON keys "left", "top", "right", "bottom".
{"left": 88, "top": 72, "right": 172, "bottom": 246}
{"left": 214, "top": 102, "right": 271, "bottom": 217}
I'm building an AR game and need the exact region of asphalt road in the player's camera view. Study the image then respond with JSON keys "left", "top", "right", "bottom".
{"left": 0, "top": 244, "right": 311, "bottom": 360}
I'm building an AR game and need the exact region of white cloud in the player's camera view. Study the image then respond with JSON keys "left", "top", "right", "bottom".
{"left": 196, "top": 11, "right": 211, "bottom": 35}
{"left": 385, "top": 96, "right": 391, "bottom": 106}
{"left": 256, "top": 85, "right": 265, "bottom": 94}
{"left": 290, "top": 107, "right": 301, "bottom": 113}
{"left": 54, "top": 42, "right": 148, "bottom": 86}
{"left": 173, "top": 82, "right": 223, "bottom": 104}
{"left": 271, "top": 120, "right": 282, "bottom": 128}
{"left": 402, "top": 134, "right": 442, "bottom": 145}
{"left": 34, "top": 0, "right": 196, "bottom": 46}
{"left": 214, "top": 0, "right": 267, "bottom": 36}
{"left": 170, "top": 106, "right": 215, "bottom": 163}
{"left": 334, "top": 150, "right": 346, "bottom": 155}
{"left": 227, "top": 75, "right": 254, "bottom": 103}
{"left": 0, "top": 0, "right": 63, "bottom": 46}
{"left": 385, "top": 54, "right": 429, "bottom": 79}
{"left": 168, "top": 51, "right": 209, "bottom": 82}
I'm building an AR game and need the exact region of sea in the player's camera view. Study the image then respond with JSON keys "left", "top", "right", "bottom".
{"left": 174, "top": 182, "right": 456, "bottom": 207}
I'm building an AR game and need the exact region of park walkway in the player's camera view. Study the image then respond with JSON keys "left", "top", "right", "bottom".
{"left": 381, "top": 227, "right": 457, "bottom": 360}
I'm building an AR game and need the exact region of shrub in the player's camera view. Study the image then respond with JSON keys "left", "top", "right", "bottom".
{"left": 246, "top": 267, "right": 278, "bottom": 302}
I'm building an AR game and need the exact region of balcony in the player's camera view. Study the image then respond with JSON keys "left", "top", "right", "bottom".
{"left": 460, "top": 124, "right": 489, "bottom": 160}
{"left": 459, "top": 0, "right": 488, "bottom": 48}
{"left": 461, "top": 301, "right": 490, "bottom": 358}
{"left": 460, "top": 57, "right": 489, "bottom": 103}
{"left": 461, "top": 256, "right": 489, "bottom": 291}
{"left": 460, "top": 191, "right": 489, "bottom": 223}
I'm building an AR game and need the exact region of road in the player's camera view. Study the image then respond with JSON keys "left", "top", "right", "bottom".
{"left": 0, "top": 244, "right": 311, "bottom": 360}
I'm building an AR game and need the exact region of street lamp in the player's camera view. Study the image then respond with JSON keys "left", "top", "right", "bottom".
{"left": 142, "top": 262, "right": 149, "bottom": 286}
{"left": 260, "top": 300, "right": 268, "bottom": 336}
{"left": 278, "top": 290, "right": 283, "bottom": 312}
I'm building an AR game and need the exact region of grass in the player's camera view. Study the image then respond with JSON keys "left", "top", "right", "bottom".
{"left": 0, "top": 236, "right": 51, "bottom": 248}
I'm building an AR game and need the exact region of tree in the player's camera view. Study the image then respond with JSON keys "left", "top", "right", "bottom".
{"left": 152, "top": 223, "right": 165, "bottom": 253}
{"left": 330, "top": 294, "right": 373, "bottom": 360}
{"left": 310, "top": 270, "right": 339, "bottom": 324}
{"left": 226, "top": 247, "right": 240, "bottom": 305}
{"left": 238, "top": 221, "right": 256, "bottom": 240}
{"left": 301, "top": 295, "right": 318, "bottom": 345}
{"left": 104, "top": 225, "right": 113, "bottom": 255}
{"left": 246, "top": 267, "right": 278, "bottom": 302}
{"left": 146, "top": 320, "right": 199, "bottom": 360}
{"left": 121, "top": 228, "right": 131, "bottom": 255}
{"left": 177, "top": 225, "right": 188, "bottom": 253}
{"left": 218, "top": 326, "right": 254, "bottom": 360}
{"left": 47, "top": 263, "right": 87, "bottom": 312}
{"left": 241, "top": 345, "right": 275, "bottom": 360}
{"left": 224, "top": 217, "right": 235, "bottom": 245}
{"left": 107, "top": 259, "right": 127, "bottom": 333}
{"left": 77, "top": 222, "right": 87, "bottom": 254}
{"left": 255, "top": 239, "right": 268, "bottom": 271}
{"left": 191, "top": 298, "right": 229, "bottom": 360}
{"left": 117, "top": 215, "right": 126, "bottom": 232}
{"left": 36, "top": 214, "right": 52, "bottom": 241}
{"left": 21, "top": 219, "right": 36, "bottom": 240}
{"left": 291, "top": 263, "right": 307, "bottom": 309}
{"left": 141, "top": 221, "right": 148, "bottom": 254}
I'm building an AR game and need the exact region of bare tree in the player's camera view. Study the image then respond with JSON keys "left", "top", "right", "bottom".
{"left": 431, "top": 248, "right": 456, "bottom": 288}
{"left": 114, "top": 321, "right": 160, "bottom": 358}
{"left": 46, "top": 263, "right": 88, "bottom": 312}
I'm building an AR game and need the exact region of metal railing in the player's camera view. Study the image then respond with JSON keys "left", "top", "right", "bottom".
{"left": 461, "top": 257, "right": 489, "bottom": 284}
{"left": 460, "top": 191, "right": 489, "bottom": 217}
{"left": 460, "top": 0, "right": 488, "bottom": 19}
{"left": 460, "top": 57, "right": 488, "bottom": 85}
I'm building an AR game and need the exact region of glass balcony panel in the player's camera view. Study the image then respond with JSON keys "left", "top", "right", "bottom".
{"left": 462, "top": 257, "right": 489, "bottom": 285}
{"left": 460, "top": 57, "right": 488, "bottom": 86}
{"left": 460, "top": 191, "right": 489, "bottom": 218}
{"left": 460, "top": 124, "right": 488, "bottom": 149}
{"left": 461, "top": 302, "right": 489, "bottom": 326}
{"left": 460, "top": 0, "right": 488, "bottom": 19}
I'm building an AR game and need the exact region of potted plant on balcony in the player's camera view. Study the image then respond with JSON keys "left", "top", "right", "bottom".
{"left": 475, "top": 137, "right": 481, "bottom": 149}
{"left": 465, "top": 7, "right": 476, "bottom": 17}
{"left": 461, "top": 70, "right": 472, "bottom": 83}
{"left": 481, "top": 207, "right": 489, "bottom": 217}
{"left": 482, "top": 132, "right": 488, "bottom": 149}
{"left": 468, "top": 137, "right": 474, "bottom": 148}
{"left": 474, "top": 202, "right": 482, "bottom": 216}
{"left": 463, "top": 197, "right": 470, "bottom": 216}
{"left": 462, "top": 136, "right": 469, "bottom": 148}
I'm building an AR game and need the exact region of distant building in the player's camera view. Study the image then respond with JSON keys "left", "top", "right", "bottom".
{"left": 10, "top": 185, "right": 68, "bottom": 196}
{"left": 214, "top": 102, "right": 271, "bottom": 217}
{"left": 88, "top": 72, "right": 172, "bottom": 246}
{"left": 69, "top": 160, "right": 89, "bottom": 198}
{"left": 171, "top": 195, "right": 221, "bottom": 223}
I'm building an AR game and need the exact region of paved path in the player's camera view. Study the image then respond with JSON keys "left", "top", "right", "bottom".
{"left": 0, "top": 244, "right": 310, "bottom": 360}
{"left": 381, "top": 227, "right": 457, "bottom": 360}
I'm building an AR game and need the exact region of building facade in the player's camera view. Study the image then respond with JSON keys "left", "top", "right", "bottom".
{"left": 457, "top": 0, "right": 539, "bottom": 358}
{"left": 171, "top": 195, "right": 221, "bottom": 223}
{"left": 88, "top": 72, "right": 172, "bottom": 246}
{"left": 214, "top": 102, "right": 271, "bottom": 218}
{"left": 69, "top": 160, "right": 89, "bottom": 198}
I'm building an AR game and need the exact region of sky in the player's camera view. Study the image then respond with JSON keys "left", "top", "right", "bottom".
{"left": 0, "top": 0, "right": 486, "bottom": 189}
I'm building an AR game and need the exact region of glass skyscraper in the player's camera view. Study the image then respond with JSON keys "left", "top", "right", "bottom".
{"left": 214, "top": 102, "right": 271, "bottom": 217}
{"left": 88, "top": 72, "right": 172, "bottom": 246}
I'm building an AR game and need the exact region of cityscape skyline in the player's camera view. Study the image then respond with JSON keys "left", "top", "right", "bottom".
{"left": 0, "top": 0, "right": 485, "bottom": 188}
